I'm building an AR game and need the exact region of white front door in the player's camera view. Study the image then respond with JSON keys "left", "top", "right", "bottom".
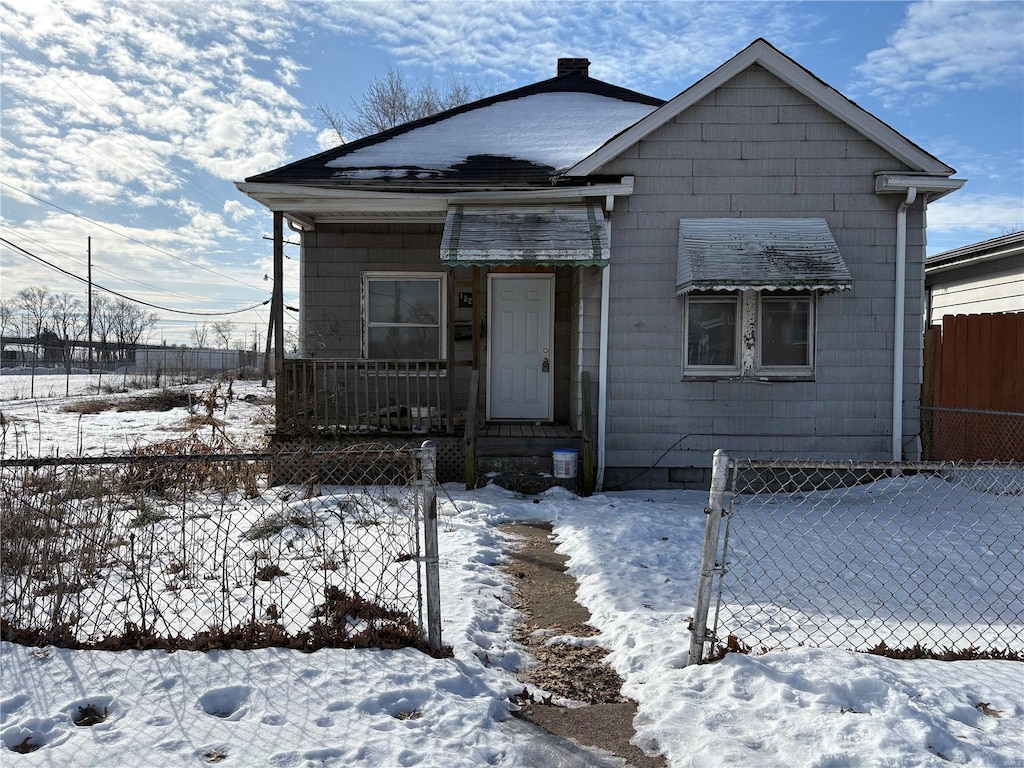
{"left": 488, "top": 273, "right": 554, "bottom": 420}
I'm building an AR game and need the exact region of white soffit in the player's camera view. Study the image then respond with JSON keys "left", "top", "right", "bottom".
{"left": 441, "top": 204, "right": 609, "bottom": 266}
{"left": 677, "top": 218, "right": 852, "bottom": 294}
{"left": 567, "top": 39, "right": 956, "bottom": 178}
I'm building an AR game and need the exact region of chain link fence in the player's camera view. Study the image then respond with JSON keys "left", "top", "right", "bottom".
{"left": 0, "top": 444, "right": 442, "bottom": 654}
{"left": 689, "top": 453, "right": 1024, "bottom": 664}
{"left": 921, "top": 406, "right": 1024, "bottom": 462}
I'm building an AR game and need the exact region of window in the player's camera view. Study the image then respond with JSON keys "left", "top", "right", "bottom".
{"left": 363, "top": 273, "right": 445, "bottom": 359}
{"left": 684, "top": 291, "right": 814, "bottom": 378}
{"left": 685, "top": 295, "right": 739, "bottom": 371}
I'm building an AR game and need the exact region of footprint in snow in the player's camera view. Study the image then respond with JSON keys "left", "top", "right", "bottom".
{"left": 198, "top": 686, "right": 253, "bottom": 721}
{"left": 1, "top": 716, "right": 71, "bottom": 753}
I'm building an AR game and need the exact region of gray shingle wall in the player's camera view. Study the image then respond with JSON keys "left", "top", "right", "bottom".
{"left": 300, "top": 223, "right": 446, "bottom": 357}
{"left": 597, "top": 63, "right": 924, "bottom": 476}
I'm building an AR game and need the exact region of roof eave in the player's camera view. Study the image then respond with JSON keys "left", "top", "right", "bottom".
{"left": 234, "top": 178, "right": 635, "bottom": 218}
{"left": 565, "top": 38, "right": 957, "bottom": 178}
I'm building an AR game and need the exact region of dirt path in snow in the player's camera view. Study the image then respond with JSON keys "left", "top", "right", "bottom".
{"left": 500, "top": 522, "right": 667, "bottom": 768}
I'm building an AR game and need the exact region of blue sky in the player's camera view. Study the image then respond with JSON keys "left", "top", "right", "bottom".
{"left": 1, "top": 0, "right": 1021, "bottom": 346}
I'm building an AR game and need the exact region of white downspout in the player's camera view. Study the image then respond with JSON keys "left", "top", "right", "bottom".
{"left": 597, "top": 196, "right": 613, "bottom": 490}
{"left": 892, "top": 186, "right": 917, "bottom": 462}
{"left": 597, "top": 261, "right": 610, "bottom": 490}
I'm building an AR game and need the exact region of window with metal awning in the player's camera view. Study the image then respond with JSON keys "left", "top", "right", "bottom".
{"left": 440, "top": 204, "right": 609, "bottom": 266}
{"left": 676, "top": 217, "right": 852, "bottom": 294}
{"left": 677, "top": 218, "right": 851, "bottom": 378}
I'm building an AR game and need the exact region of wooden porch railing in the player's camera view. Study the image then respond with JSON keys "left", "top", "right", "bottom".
{"left": 279, "top": 358, "right": 451, "bottom": 434}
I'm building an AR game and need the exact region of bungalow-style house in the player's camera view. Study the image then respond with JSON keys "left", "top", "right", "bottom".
{"left": 925, "top": 231, "right": 1024, "bottom": 324}
{"left": 236, "top": 39, "right": 964, "bottom": 491}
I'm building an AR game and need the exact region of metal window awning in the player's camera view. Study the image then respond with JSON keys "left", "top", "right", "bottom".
{"left": 440, "top": 204, "right": 609, "bottom": 266}
{"left": 677, "top": 218, "right": 852, "bottom": 294}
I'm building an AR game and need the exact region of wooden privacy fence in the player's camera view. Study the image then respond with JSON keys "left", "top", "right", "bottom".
{"left": 922, "top": 312, "right": 1024, "bottom": 461}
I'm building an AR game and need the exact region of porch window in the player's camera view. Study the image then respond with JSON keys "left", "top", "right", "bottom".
{"left": 363, "top": 273, "right": 445, "bottom": 359}
{"left": 683, "top": 290, "right": 814, "bottom": 377}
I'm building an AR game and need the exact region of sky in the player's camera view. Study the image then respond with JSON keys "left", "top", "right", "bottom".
{"left": 1, "top": 0, "right": 1022, "bottom": 347}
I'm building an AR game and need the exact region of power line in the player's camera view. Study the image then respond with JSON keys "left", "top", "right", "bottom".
{"left": 0, "top": 25, "right": 280, "bottom": 255}
{"left": 0, "top": 181, "right": 268, "bottom": 293}
{"left": 6, "top": 226, "right": 232, "bottom": 305}
{"left": 2, "top": 238, "right": 270, "bottom": 317}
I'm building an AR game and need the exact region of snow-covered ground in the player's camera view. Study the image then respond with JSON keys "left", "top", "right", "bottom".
{"left": 1, "top": 377, "right": 1022, "bottom": 767}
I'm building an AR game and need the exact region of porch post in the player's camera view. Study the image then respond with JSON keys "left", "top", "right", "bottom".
{"left": 272, "top": 211, "right": 285, "bottom": 423}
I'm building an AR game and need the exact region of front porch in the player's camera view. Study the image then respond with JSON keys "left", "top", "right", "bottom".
{"left": 274, "top": 360, "right": 595, "bottom": 493}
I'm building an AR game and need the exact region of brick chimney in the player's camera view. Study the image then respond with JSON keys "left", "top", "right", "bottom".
{"left": 557, "top": 57, "right": 590, "bottom": 77}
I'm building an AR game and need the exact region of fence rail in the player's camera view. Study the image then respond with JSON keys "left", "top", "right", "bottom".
{"left": 281, "top": 358, "right": 450, "bottom": 435}
{"left": 689, "top": 453, "right": 1024, "bottom": 664}
{"left": 1, "top": 444, "right": 442, "bottom": 654}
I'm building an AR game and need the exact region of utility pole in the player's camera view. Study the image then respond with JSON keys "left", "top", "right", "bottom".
{"left": 87, "top": 237, "right": 94, "bottom": 373}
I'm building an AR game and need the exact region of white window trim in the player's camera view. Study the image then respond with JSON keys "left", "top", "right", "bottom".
{"left": 362, "top": 272, "right": 447, "bottom": 359}
{"left": 682, "top": 289, "right": 816, "bottom": 379}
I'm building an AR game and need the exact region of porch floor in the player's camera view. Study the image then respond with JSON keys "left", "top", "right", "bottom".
{"left": 479, "top": 422, "right": 577, "bottom": 439}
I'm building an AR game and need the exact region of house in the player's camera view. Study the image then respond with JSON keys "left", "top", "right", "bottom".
{"left": 921, "top": 231, "right": 1023, "bottom": 461}
{"left": 236, "top": 39, "right": 964, "bottom": 490}
{"left": 925, "top": 231, "right": 1024, "bottom": 323}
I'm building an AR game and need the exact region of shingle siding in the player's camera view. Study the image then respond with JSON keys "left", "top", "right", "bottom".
{"left": 599, "top": 63, "right": 921, "bottom": 477}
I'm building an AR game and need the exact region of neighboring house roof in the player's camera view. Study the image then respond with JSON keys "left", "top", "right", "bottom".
{"left": 246, "top": 74, "right": 663, "bottom": 186}
{"left": 926, "top": 231, "right": 1024, "bottom": 274}
{"left": 567, "top": 38, "right": 956, "bottom": 178}
{"left": 925, "top": 231, "right": 1024, "bottom": 320}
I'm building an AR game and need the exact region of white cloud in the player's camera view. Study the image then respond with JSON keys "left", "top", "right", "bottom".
{"left": 854, "top": 1, "right": 1024, "bottom": 106}
{"left": 1, "top": 0, "right": 313, "bottom": 210}
{"left": 927, "top": 193, "right": 1024, "bottom": 234}
{"left": 315, "top": 0, "right": 815, "bottom": 95}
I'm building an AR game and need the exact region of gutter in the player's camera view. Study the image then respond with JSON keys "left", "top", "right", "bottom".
{"left": 875, "top": 173, "right": 966, "bottom": 462}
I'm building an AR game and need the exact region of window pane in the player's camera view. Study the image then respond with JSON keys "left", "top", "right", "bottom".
{"left": 761, "top": 297, "right": 810, "bottom": 367}
{"left": 368, "top": 280, "right": 439, "bottom": 325}
{"left": 368, "top": 327, "right": 440, "bottom": 359}
{"left": 687, "top": 299, "right": 737, "bottom": 367}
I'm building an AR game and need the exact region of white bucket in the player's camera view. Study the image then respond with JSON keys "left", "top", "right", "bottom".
{"left": 552, "top": 448, "right": 579, "bottom": 479}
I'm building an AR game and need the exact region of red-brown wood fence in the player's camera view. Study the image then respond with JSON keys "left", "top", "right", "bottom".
{"left": 922, "top": 312, "right": 1024, "bottom": 461}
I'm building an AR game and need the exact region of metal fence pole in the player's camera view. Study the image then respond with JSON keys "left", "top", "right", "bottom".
{"left": 688, "top": 448, "right": 730, "bottom": 666}
{"left": 420, "top": 440, "right": 442, "bottom": 654}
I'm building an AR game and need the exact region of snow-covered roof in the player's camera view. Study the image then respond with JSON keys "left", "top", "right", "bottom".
{"left": 326, "top": 93, "right": 657, "bottom": 180}
{"left": 247, "top": 73, "right": 662, "bottom": 187}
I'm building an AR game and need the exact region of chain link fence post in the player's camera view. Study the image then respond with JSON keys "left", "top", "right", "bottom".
{"left": 688, "top": 449, "right": 730, "bottom": 666}
{"left": 419, "top": 440, "right": 442, "bottom": 654}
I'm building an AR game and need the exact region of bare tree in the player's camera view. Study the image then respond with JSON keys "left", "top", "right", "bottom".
{"left": 190, "top": 321, "right": 210, "bottom": 349}
{"left": 0, "top": 298, "right": 12, "bottom": 341}
{"left": 92, "top": 295, "right": 115, "bottom": 363}
{"left": 211, "top": 320, "right": 234, "bottom": 350}
{"left": 316, "top": 65, "right": 485, "bottom": 143}
{"left": 16, "top": 286, "right": 52, "bottom": 359}
{"left": 50, "top": 292, "right": 87, "bottom": 374}
{"left": 110, "top": 299, "right": 158, "bottom": 359}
